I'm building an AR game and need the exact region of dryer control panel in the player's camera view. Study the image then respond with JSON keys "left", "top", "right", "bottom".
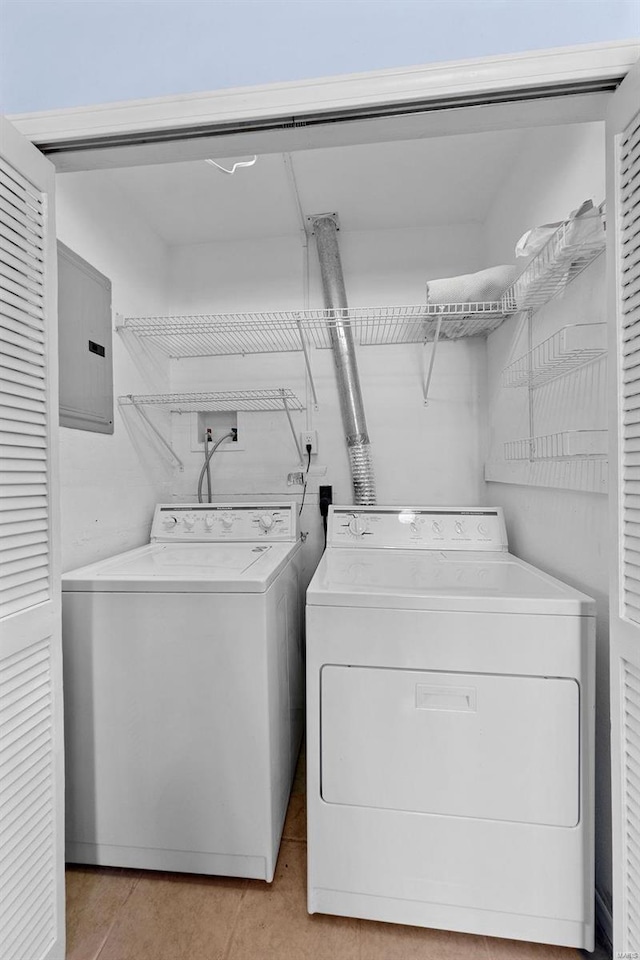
{"left": 151, "top": 503, "right": 299, "bottom": 542}
{"left": 328, "top": 506, "right": 508, "bottom": 551}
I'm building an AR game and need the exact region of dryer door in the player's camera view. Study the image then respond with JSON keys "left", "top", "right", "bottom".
{"left": 321, "top": 665, "right": 579, "bottom": 827}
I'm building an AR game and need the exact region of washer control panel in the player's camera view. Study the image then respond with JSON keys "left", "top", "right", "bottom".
{"left": 329, "top": 506, "right": 507, "bottom": 551}
{"left": 151, "top": 503, "right": 298, "bottom": 542}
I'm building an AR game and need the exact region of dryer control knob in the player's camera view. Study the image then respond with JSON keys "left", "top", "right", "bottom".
{"left": 478, "top": 522, "right": 489, "bottom": 536}
{"left": 432, "top": 520, "right": 442, "bottom": 535}
{"left": 455, "top": 521, "right": 465, "bottom": 535}
{"left": 259, "top": 514, "right": 274, "bottom": 531}
{"left": 348, "top": 516, "right": 366, "bottom": 537}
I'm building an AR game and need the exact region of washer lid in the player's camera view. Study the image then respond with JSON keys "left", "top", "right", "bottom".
{"left": 62, "top": 540, "right": 300, "bottom": 593}
{"left": 306, "top": 549, "right": 594, "bottom": 615}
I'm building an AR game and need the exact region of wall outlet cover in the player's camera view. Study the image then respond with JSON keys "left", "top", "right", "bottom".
{"left": 301, "top": 430, "right": 318, "bottom": 454}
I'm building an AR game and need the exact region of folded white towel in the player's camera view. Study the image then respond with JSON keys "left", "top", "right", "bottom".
{"left": 426, "top": 265, "right": 518, "bottom": 305}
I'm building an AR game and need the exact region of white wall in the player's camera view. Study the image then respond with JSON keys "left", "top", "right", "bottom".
{"left": 56, "top": 172, "right": 171, "bottom": 570}
{"left": 482, "top": 121, "right": 612, "bottom": 919}
{"left": 167, "top": 224, "right": 486, "bottom": 501}
{"left": 164, "top": 223, "right": 486, "bottom": 583}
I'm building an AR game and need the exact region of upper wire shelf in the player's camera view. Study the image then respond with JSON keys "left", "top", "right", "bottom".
{"left": 117, "top": 213, "right": 605, "bottom": 360}
{"left": 117, "top": 303, "right": 513, "bottom": 358}
{"left": 502, "top": 322, "right": 607, "bottom": 389}
{"left": 118, "top": 388, "right": 304, "bottom": 412}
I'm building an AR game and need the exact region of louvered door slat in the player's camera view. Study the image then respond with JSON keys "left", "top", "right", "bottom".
{"left": 0, "top": 285, "right": 44, "bottom": 319}
{"left": 622, "top": 109, "right": 640, "bottom": 630}
{"left": 0, "top": 315, "right": 45, "bottom": 346}
{"left": 0, "top": 187, "right": 44, "bottom": 225}
{"left": 0, "top": 161, "right": 50, "bottom": 635}
{"left": 0, "top": 372, "right": 48, "bottom": 399}
{"left": 623, "top": 660, "right": 640, "bottom": 950}
{"left": 0, "top": 637, "right": 55, "bottom": 958}
{"left": 2, "top": 296, "right": 46, "bottom": 331}
{"left": 608, "top": 75, "right": 640, "bottom": 957}
{"left": 0, "top": 542, "right": 48, "bottom": 566}
{"left": 0, "top": 260, "right": 44, "bottom": 299}
{"left": 0, "top": 244, "right": 44, "bottom": 286}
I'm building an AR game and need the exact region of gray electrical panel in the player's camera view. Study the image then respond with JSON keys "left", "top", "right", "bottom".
{"left": 58, "top": 242, "right": 113, "bottom": 433}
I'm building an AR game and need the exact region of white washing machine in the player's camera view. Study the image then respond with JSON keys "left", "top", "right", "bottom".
{"left": 306, "top": 505, "right": 595, "bottom": 950}
{"left": 62, "top": 502, "right": 303, "bottom": 881}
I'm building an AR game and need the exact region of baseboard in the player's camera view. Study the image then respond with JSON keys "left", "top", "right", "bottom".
{"left": 595, "top": 887, "right": 613, "bottom": 956}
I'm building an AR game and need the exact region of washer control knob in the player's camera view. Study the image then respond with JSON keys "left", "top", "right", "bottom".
{"left": 348, "top": 516, "right": 366, "bottom": 537}
{"left": 432, "top": 520, "right": 442, "bottom": 535}
{"left": 478, "top": 522, "right": 489, "bottom": 537}
{"left": 204, "top": 515, "right": 215, "bottom": 530}
{"left": 259, "top": 514, "right": 274, "bottom": 531}
{"left": 221, "top": 513, "right": 234, "bottom": 528}
{"left": 455, "top": 520, "right": 465, "bottom": 535}
{"left": 163, "top": 515, "right": 178, "bottom": 528}
{"left": 184, "top": 514, "right": 196, "bottom": 530}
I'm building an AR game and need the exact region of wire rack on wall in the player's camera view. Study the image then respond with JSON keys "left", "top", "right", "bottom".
{"left": 118, "top": 389, "right": 305, "bottom": 469}
{"left": 117, "top": 209, "right": 605, "bottom": 410}
{"left": 117, "top": 303, "right": 513, "bottom": 358}
{"left": 119, "top": 389, "right": 304, "bottom": 412}
{"left": 507, "top": 213, "right": 605, "bottom": 311}
{"left": 504, "top": 430, "right": 608, "bottom": 462}
{"left": 502, "top": 323, "right": 607, "bottom": 389}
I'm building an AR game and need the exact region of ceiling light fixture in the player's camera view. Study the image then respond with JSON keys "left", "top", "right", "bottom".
{"left": 204, "top": 156, "right": 258, "bottom": 175}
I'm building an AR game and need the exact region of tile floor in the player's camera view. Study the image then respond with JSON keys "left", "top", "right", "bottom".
{"left": 65, "top": 751, "right": 601, "bottom": 960}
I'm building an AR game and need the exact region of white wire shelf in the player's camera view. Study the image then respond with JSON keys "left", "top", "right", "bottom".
{"left": 502, "top": 323, "right": 607, "bottom": 388}
{"left": 506, "top": 213, "right": 605, "bottom": 311}
{"left": 117, "top": 303, "right": 514, "bottom": 358}
{"left": 118, "top": 389, "right": 305, "bottom": 469}
{"left": 505, "top": 429, "right": 607, "bottom": 462}
{"left": 118, "top": 388, "right": 304, "bottom": 412}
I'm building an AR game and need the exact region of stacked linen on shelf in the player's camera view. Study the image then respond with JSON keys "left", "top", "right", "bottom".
{"left": 424, "top": 199, "right": 605, "bottom": 313}
{"left": 425, "top": 264, "right": 518, "bottom": 306}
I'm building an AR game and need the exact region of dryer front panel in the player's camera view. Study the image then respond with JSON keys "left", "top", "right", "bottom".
{"left": 321, "top": 665, "right": 579, "bottom": 827}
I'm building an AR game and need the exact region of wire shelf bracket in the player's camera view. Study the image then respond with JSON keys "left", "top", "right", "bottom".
{"left": 422, "top": 315, "right": 442, "bottom": 405}
{"left": 119, "top": 388, "right": 306, "bottom": 467}
{"left": 120, "top": 395, "right": 185, "bottom": 471}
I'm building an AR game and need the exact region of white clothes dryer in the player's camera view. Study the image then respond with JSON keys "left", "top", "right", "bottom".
{"left": 62, "top": 503, "right": 304, "bottom": 881}
{"left": 306, "top": 505, "right": 595, "bottom": 950}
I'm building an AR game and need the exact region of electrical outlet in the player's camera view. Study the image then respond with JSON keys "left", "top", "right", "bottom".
{"left": 300, "top": 431, "right": 318, "bottom": 454}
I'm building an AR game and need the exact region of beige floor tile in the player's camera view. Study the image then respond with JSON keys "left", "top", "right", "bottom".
{"left": 226, "top": 841, "right": 359, "bottom": 960}
{"left": 282, "top": 792, "right": 307, "bottom": 842}
{"left": 98, "top": 871, "right": 247, "bottom": 960}
{"left": 485, "top": 936, "right": 583, "bottom": 959}
{"left": 65, "top": 866, "right": 139, "bottom": 960}
{"left": 359, "top": 919, "right": 490, "bottom": 960}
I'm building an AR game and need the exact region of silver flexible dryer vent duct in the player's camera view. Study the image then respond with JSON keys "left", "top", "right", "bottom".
{"left": 312, "top": 215, "right": 376, "bottom": 505}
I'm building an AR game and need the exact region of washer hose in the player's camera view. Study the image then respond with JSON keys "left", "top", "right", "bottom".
{"left": 197, "top": 430, "right": 236, "bottom": 503}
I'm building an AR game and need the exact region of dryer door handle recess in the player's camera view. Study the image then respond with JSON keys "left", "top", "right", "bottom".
{"left": 415, "top": 684, "right": 477, "bottom": 712}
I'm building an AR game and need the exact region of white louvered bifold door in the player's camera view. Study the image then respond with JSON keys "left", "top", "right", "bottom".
{"left": 608, "top": 59, "right": 640, "bottom": 956}
{"left": 0, "top": 118, "right": 64, "bottom": 960}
